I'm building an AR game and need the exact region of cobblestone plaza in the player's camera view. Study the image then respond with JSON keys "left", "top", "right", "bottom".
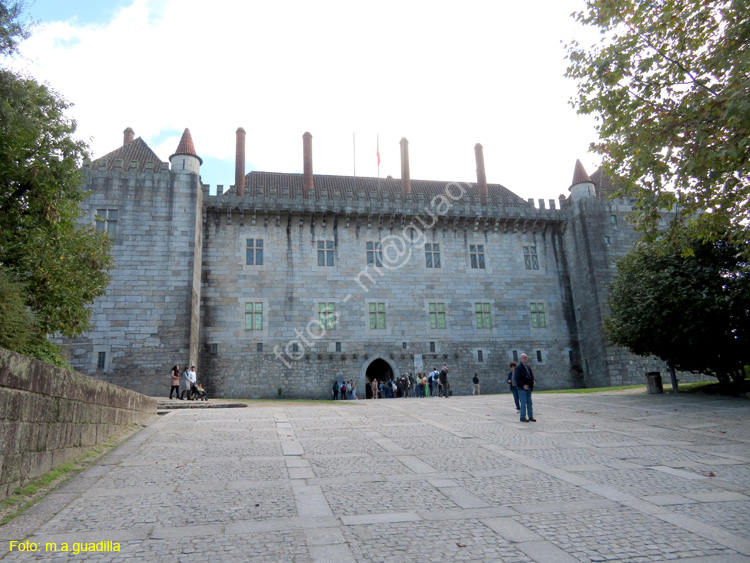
{"left": 2, "top": 392, "right": 749, "bottom": 562}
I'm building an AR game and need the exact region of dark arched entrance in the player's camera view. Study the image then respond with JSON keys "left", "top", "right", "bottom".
{"left": 365, "top": 358, "right": 394, "bottom": 399}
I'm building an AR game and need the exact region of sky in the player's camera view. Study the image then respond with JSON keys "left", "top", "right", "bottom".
{"left": 12, "top": 0, "right": 602, "bottom": 201}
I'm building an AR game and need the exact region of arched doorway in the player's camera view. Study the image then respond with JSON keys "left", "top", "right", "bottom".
{"left": 364, "top": 358, "right": 394, "bottom": 399}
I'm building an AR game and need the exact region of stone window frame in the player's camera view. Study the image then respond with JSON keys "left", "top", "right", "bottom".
{"left": 92, "top": 344, "right": 111, "bottom": 371}
{"left": 426, "top": 301, "right": 447, "bottom": 330}
{"left": 317, "top": 240, "right": 335, "bottom": 267}
{"left": 94, "top": 208, "right": 118, "bottom": 238}
{"left": 245, "top": 238, "right": 264, "bottom": 266}
{"left": 522, "top": 245, "right": 539, "bottom": 270}
{"left": 367, "top": 301, "right": 387, "bottom": 330}
{"left": 534, "top": 349, "right": 547, "bottom": 365}
{"left": 530, "top": 301, "right": 547, "bottom": 329}
{"left": 468, "top": 243, "right": 486, "bottom": 270}
{"left": 240, "top": 298, "right": 269, "bottom": 337}
{"left": 317, "top": 302, "right": 338, "bottom": 330}
{"left": 240, "top": 234, "right": 267, "bottom": 271}
{"left": 365, "top": 241, "right": 382, "bottom": 267}
{"left": 424, "top": 242, "right": 441, "bottom": 269}
{"left": 475, "top": 302, "right": 492, "bottom": 329}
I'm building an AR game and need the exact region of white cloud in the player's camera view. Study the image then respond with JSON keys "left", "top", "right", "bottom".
{"left": 14, "top": 0, "right": 602, "bottom": 200}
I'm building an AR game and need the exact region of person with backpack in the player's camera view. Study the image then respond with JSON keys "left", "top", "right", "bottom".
{"left": 514, "top": 354, "right": 537, "bottom": 422}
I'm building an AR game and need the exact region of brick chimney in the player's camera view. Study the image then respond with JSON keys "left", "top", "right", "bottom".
{"left": 303, "top": 131, "right": 314, "bottom": 199}
{"left": 475, "top": 143, "right": 488, "bottom": 205}
{"left": 235, "top": 127, "right": 246, "bottom": 197}
{"left": 123, "top": 127, "right": 134, "bottom": 146}
{"left": 400, "top": 137, "right": 411, "bottom": 201}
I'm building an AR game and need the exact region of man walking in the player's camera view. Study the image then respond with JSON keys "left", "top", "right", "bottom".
{"left": 513, "top": 354, "right": 536, "bottom": 422}
{"left": 472, "top": 373, "right": 480, "bottom": 395}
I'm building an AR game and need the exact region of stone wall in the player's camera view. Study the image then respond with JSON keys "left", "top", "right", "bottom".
{"left": 0, "top": 348, "right": 156, "bottom": 500}
{"left": 64, "top": 166, "right": 201, "bottom": 397}
{"left": 199, "top": 196, "right": 581, "bottom": 399}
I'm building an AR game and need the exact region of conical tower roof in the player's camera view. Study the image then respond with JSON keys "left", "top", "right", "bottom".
{"left": 569, "top": 159, "right": 592, "bottom": 189}
{"left": 170, "top": 128, "right": 202, "bottom": 164}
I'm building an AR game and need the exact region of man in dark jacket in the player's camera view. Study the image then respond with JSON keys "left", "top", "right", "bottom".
{"left": 439, "top": 364, "right": 449, "bottom": 398}
{"left": 513, "top": 353, "right": 536, "bottom": 422}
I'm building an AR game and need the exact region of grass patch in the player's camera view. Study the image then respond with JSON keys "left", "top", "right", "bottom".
{"left": 0, "top": 423, "right": 149, "bottom": 527}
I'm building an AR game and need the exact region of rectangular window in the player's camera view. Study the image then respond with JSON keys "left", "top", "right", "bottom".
{"left": 428, "top": 302, "right": 446, "bottom": 329}
{"left": 425, "top": 243, "right": 441, "bottom": 268}
{"left": 244, "top": 302, "right": 263, "bottom": 330}
{"left": 317, "top": 240, "right": 334, "bottom": 266}
{"left": 246, "top": 238, "right": 264, "bottom": 265}
{"left": 429, "top": 341, "right": 436, "bottom": 353}
{"left": 402, "top": 341, "right": 407, "bottom": 349}
{"left": 523, "top": 246, "right": 539, "bottom": 270}
{"left": 368, "top": 302, "right": 386, "bottom": 329}
{"left": 292, "top": 343, "right": 299, "bottom": 353}
{"left": 95, "top": 209, "right": 117, "bottom": 235}
{"left": 366, "top": 241, "right": 382, "bottom": 267}
{"left": 336, "top": 341, "right": 342, "bottom": 352}
{"left": 475, "top": 302, "right": 491, "bottom": 329}
{"left": 611, "top": 215, "right": 618, "bottom": 225}
{"left": 97, "top": 351, "right": 106, "bottom": 370}
{"left": 604, "top": 236, "right": 611, "bottom": 245}
{"left": 210, "top": 343, "right": 218, "bottom": 354}
{"left": 257, "top": 343, "right": 263, "bottom": 352}
{"left": 477, "top": 350, "right": 484, "bottom": 362}
{"left": 530, "top": 303, "right": 546, "bottom": 328}
{"left": 512, "top": 350, "right": 519, "bottom": 362}
{"left": 318, "top": 302, "right": 336, "bottom": 330}
{"left": 469, "top": 244, "right": 485, "bottom": 269}
{"left": 536, "top": 350, "right": 543, "bottom": 362}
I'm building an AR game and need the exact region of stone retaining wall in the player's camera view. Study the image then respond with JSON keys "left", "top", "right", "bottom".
{"left": 0, "top": 348, "right": 156, "bottom": 500}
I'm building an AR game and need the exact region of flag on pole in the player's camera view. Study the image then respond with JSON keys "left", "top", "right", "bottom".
{"left": 377, "top": 135, "right": 381, "bottom": 167}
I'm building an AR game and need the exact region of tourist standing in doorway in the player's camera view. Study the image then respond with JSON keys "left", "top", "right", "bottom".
{"left": 371, "top": 378, "right": 378, "bottom": 399}
{"left": 507, "top": 361, "right": 520, "bottom": 411}
{"left": 514, "top": 354, "right": 536, "bottom": 422}
{"left": 472, "top": 373, "right": 480, "bottom": 395}
{"left": 169, "top": 365, "right": 181, "bottom": 399}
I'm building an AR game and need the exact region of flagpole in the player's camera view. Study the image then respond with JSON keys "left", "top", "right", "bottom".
{"left": 377, "top": 134, "right": 380, "bottom": 191}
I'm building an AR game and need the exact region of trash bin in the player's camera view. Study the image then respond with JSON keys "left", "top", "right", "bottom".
{"left": 646, "top": 372, "right": 663, "bottom": 394}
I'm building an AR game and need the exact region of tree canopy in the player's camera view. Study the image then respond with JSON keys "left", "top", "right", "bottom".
{"left": 0, "top": 0, "right": 113, "bottom": 363}
{"left": 604, "top": 237, "right": 750, "bottom": 384}
{"left": 566, "top": 0, "right": 750, "bottom": 253}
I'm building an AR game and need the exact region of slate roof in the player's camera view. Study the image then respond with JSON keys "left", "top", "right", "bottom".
{"left": 242, "top": 171, "right": 531, "bottom": 206}
{"left": 92, "top": 137, "right": 165, "bottom": 173}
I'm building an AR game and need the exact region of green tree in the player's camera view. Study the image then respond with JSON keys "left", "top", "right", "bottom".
{"left": 0, "top": 1, "right": 112, "bottom": 363}
{"left": 566, "top": 1, "right": 750, "bottom": 253}
{"left": 604, "top": 238, "right": 750, "bottom": 385}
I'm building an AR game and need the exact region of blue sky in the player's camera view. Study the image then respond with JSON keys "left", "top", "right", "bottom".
{"left": 14, "top": 0, "right": 601, "bottom": 200}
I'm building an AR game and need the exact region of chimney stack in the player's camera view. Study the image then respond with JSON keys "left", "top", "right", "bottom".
{"left": 123, "top": 127, "right": 134, "bottom": 146}
{"left": 474, "top": 143, "right": 488, "bottom": 205}
{"left": 235, "top": 127, "right": 246, "bottom": 197}
{"left": 400, "top": 137, "right": 411, "bottom": 201}
{"left": 303, "top": 131, "right": 314, "bottom": 199}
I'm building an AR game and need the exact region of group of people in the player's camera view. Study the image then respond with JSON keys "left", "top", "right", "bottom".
{"left": 507, "top": 353, "right": 536, "bottom": 421}
{"left": 332, "top": 379, "right": 357, "bottom": 400}
{"left": 169, "top": 365, "right": 207, "bottom": 401}
{"left": 366, "top": 364, "right": 452, "bottom": 399}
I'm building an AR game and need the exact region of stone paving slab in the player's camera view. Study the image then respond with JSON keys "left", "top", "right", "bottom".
{"left": 2, "top": 392, "right": 750, "bottom": 562}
